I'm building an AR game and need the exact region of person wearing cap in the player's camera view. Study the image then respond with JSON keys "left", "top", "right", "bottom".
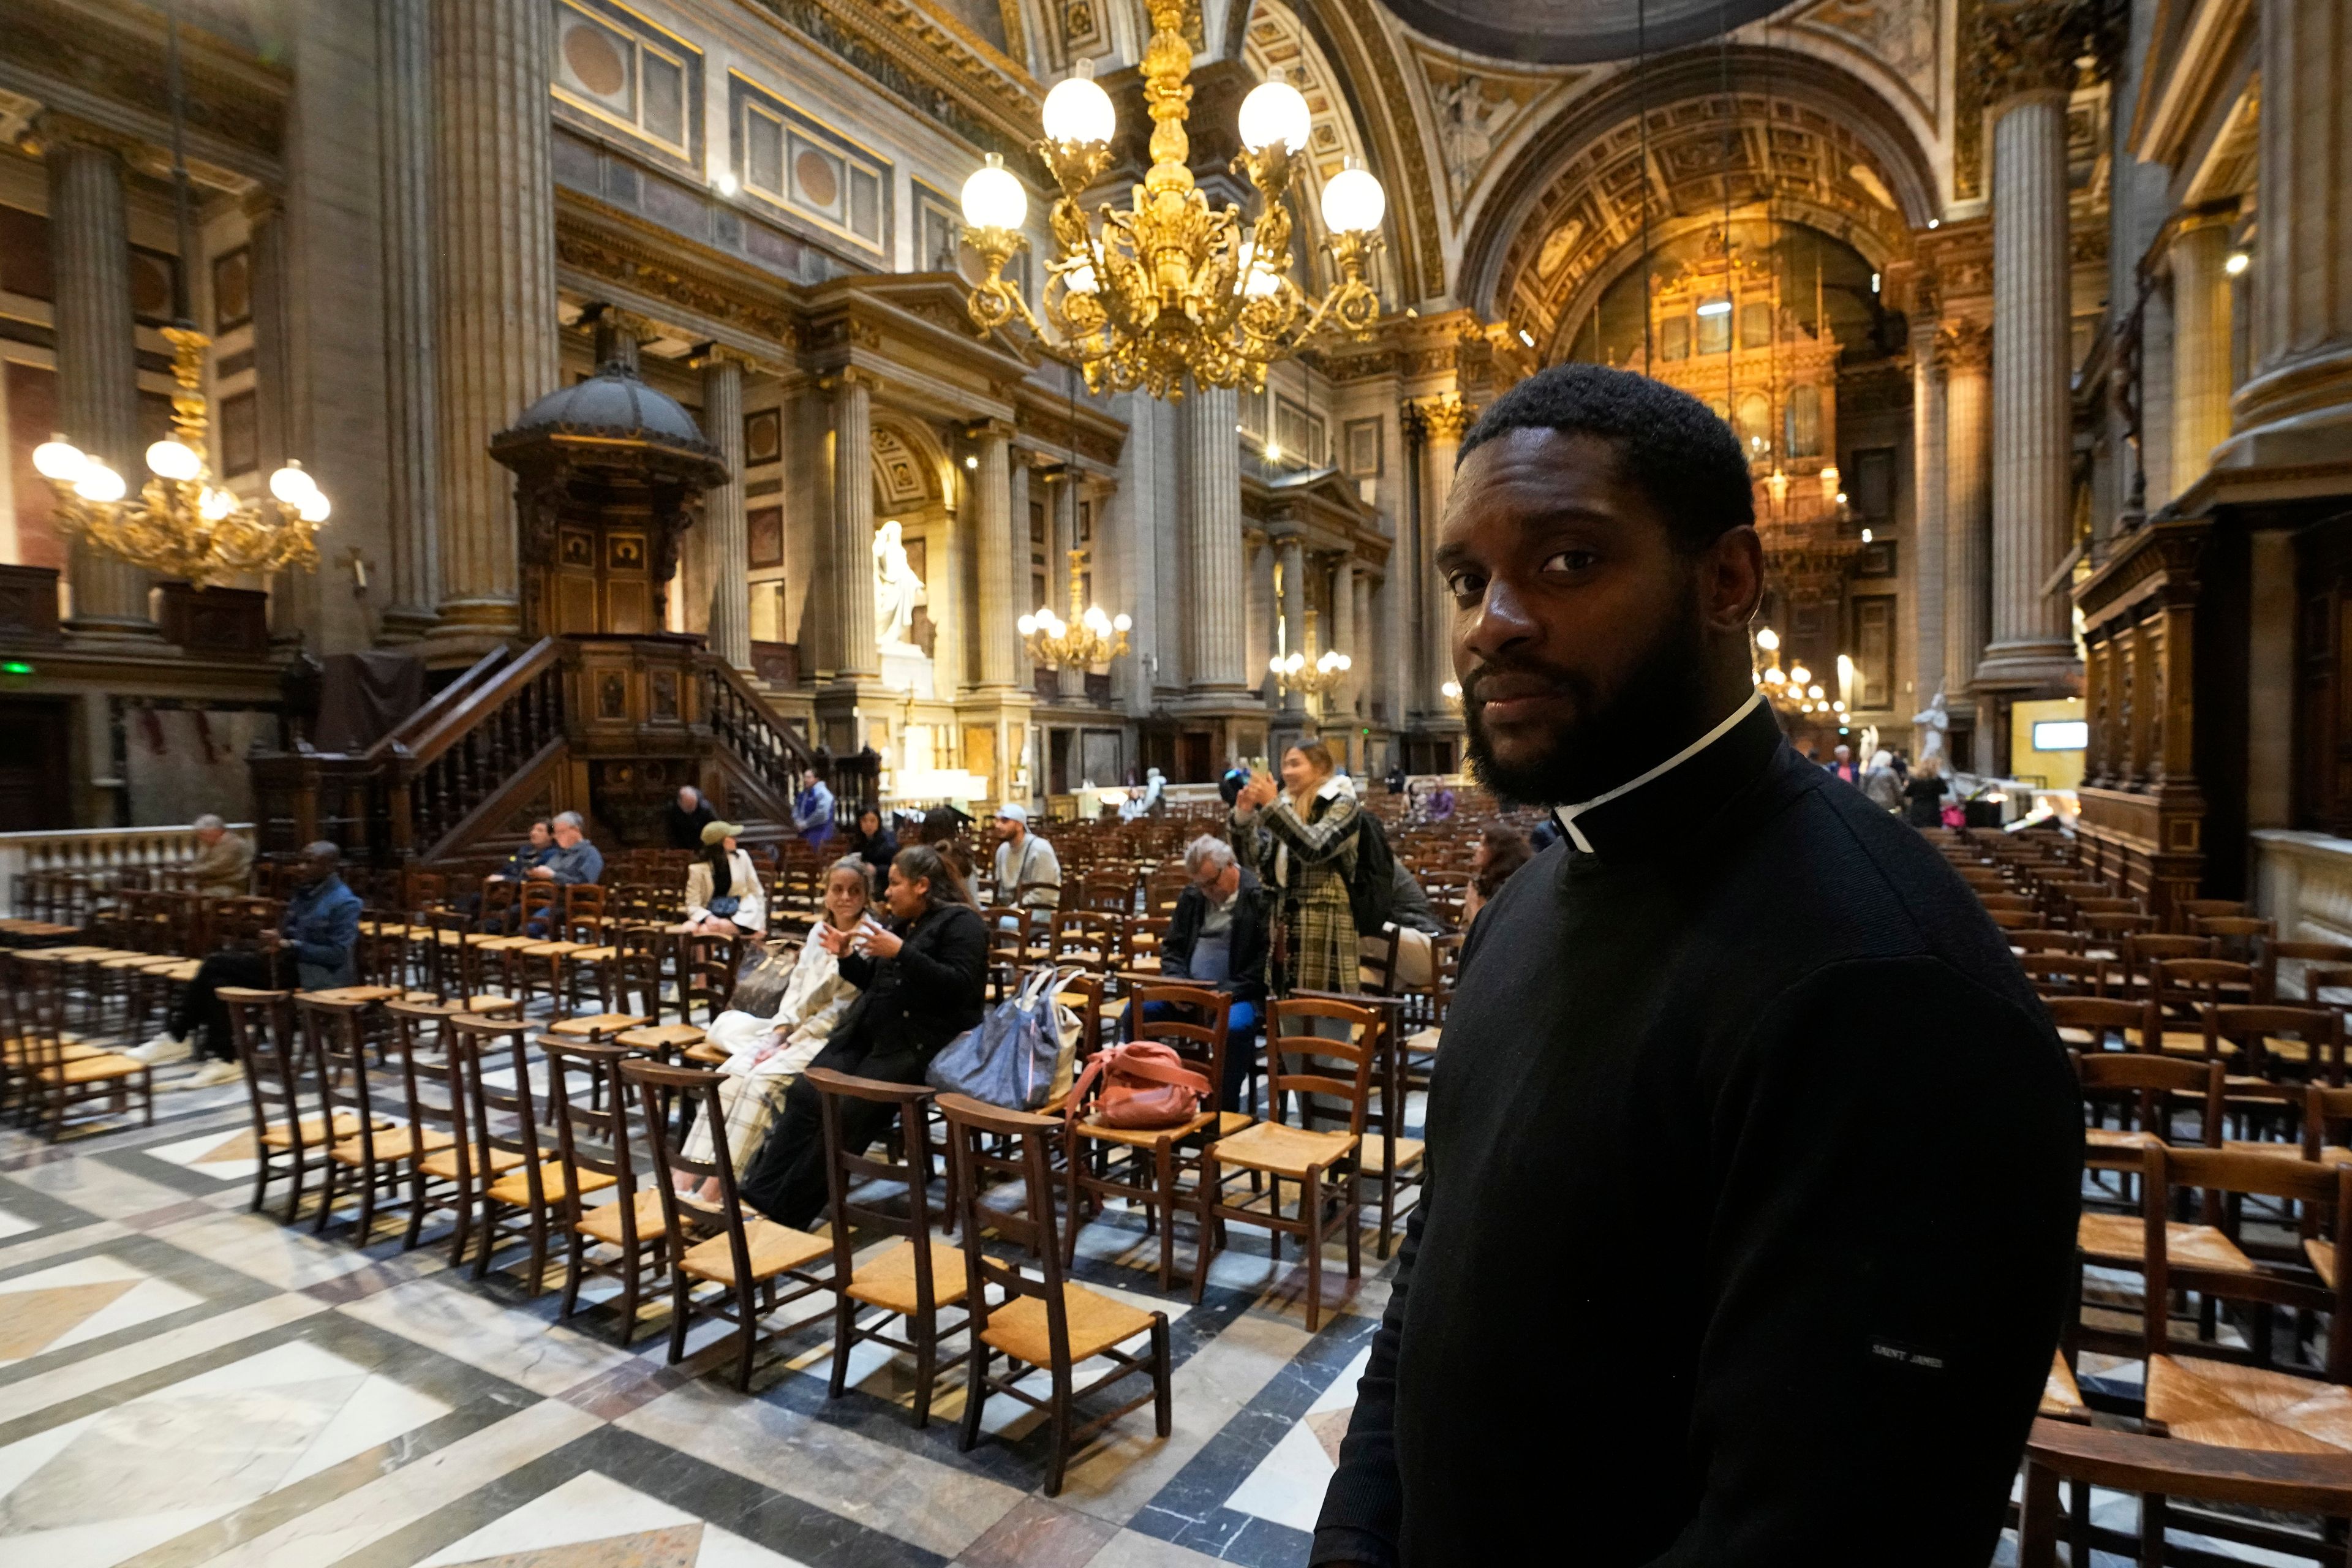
{"left": 685, "top": 820, "right": 766, "bottom": 937}
{"left": 991, "top": 801, "right": 1061, "bottom": 914}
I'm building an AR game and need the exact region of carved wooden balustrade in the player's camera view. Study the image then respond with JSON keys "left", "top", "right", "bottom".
{"left": 701, "top": 657, "right": 876, "bottom": 829}
{"left": 393, "top": 637, "right": 568, "bottom": 858}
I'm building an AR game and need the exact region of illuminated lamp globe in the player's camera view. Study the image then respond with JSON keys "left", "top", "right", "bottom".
{"left": 1787, "top": 664, "right": 1811, "bottom": 687}
{"left": 33, "top": 436, "right": 87, "bottom": 483}
{"left": 1319, "top": 159, "right": 1386, "bottom": 235}
{"left": 1808, "top": 684, "right": 1825, "bottom": 701}
{"left": 1042, "top": 62, "right": 1116, "bottom": 146}
{"left": 960, "top": 153, "right": 1028, "bottom": 230}
{"left": 1063, "top": 260, "right": 1099, "bottom": 295}
{"left": 200, "top": 487, "right": 236, "bottom": 521}
{"left": 269, "top": 462, "right": 318, "bottom": 505}
{"left": 1018, "top": 613, "right": 1038, "bottom": 636}
{"left": 1755, "top": 626, "right": 1779, "bottom": 652}
{"left": 1237, "top": 241, "right": 1281, "bottom": 300}
{"left": 75, "top": 462, "right": 126, "bottom": 503}
{"left": 1112, "top": 612, "right": 1131, "bottom": 631}
{"left": 1084, "top": 606, "right": 1111, "bottom": 634}
{"left": 145, "top": 439, "right": 201, "bottom": 481}
{"left": 1237, "top": 73, "right": 1311, "bottom": 154}
{"left": 299, "top": 491, "right": 331, "bottom": 523}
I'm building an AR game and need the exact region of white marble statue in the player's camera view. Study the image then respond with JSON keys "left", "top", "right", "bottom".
{"left": 1913, "top": 690, "right": 1950, "bottom": 768}
{"left": 873, "top": 519, "right": 925, "bottom": 650}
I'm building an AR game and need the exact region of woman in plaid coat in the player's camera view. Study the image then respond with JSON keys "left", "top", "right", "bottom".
{"left": 1231, "top": 740, "right": 1361, "bottom": 996}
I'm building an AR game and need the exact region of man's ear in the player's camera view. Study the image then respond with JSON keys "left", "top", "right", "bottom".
{"left": 1700, "top": 526, "right": 1765, "bottom": 632}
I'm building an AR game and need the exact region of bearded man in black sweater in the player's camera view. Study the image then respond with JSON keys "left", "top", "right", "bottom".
{"left": 1313, "top": 366, "right": 2080, "bottom": 1567}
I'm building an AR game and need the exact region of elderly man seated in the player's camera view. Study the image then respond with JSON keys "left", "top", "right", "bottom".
{"left": 187, "top": 813, "right": 254, "bottom": 899}
{"left": 1139, "top": 834, "right": 1272, "bottom": 1110}
{"left": 522, "top": 811, "right": 603, "bottom": 935}
{"left": 127, "top": 840, "right": 363, "bottom": 1088}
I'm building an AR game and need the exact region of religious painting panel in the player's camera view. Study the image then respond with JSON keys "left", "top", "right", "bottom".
{"left": 4, "top": 360, "right": 64, "bottom": 571}
{"left": 127, "top": 247, "right": 178, "bottom": 328}
{"left": 743, "top": 409, "right": 782, "bottom": 466}
{"left": 218, "top": 390, "right": 258, "bottom": 477}
{"left": 1851, "top": 595, "right": 1894, "bottom": 713}
{"left": 0, "top": 206, "right": 50, "bottom": 301}
{"left": 748, "top": 505, "right": 783, "bottom": 568}
{"left": 1343, "top": 417, "right": 1383, "bottom": 478}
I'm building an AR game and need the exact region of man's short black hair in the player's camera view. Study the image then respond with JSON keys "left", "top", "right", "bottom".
{"left": 1457, "top": 363, "right": 1755, "bottom": 551}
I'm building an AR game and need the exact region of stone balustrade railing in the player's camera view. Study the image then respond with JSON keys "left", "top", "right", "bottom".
{"left": 2253, "top": 830, "right": 2352, "bottom": 997}
{"left": 1, "top": 823, "right": 254, "bottom": 918}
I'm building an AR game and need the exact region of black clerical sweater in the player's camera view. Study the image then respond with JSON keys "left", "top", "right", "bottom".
{"left": 1312, "top": 697, "right": 2080, "bottom": 1568}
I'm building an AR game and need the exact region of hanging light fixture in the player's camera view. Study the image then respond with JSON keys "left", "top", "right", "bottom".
{"left": 959, "top": 1, "right": 1387, "bottom": 398}
{"left": 37, "top": 0, "right": 327, "bottom": 588}
{"left": 1020, "top": 547, "right": 1131, "bottom": 669}
{"left": 1270, "top": 608, "right": 1350, "bottom": 699}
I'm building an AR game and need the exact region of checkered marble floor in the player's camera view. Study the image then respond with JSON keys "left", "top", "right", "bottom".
{"left": 0, "top": 1072, "right": 1401, "bottom": 1568}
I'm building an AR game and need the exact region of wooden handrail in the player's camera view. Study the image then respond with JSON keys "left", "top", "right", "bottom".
{"left": 364, "top": 643, "right": 511, "bottom": 761}
{"left": 403, "top": 636, "right": 562, "bottom": 770}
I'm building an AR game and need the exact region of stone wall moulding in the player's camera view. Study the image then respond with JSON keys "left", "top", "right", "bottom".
{"left": 6, "top": 0, "right": 287, "bottom": 178}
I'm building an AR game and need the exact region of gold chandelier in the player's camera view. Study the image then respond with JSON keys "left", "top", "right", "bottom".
{"left": 1021, "top": 548, "right": 1131, "bottom": 669}
{"left": 1270, "top": 607, "right": 1349, "bottom": 699}
{"left": 33, "top": 5, "right": 326, "bottom": 590}
{"left": 1752, "top": 626, "right": 1845, "bottom": 723}
{"left": 957, "top": 0, "right": 1387, "bottom": 398}
{"left": 36, "top": 328, "right": 328, "bottom": 587}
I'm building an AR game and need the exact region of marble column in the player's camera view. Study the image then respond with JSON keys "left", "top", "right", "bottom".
{"left": 1246, "top": 533, "right": 1274, "bottom": 704}
{"left": 378, "top": 0, "right": 439, "bottom": 639}
{"left": 1979, "top": 81, "right": 2078, "bottom": 688}
{"left": 968, "top": 419, "right": 1018, "bottom": 689}
{"left": 2222, "top": 0, "right": 2352, "bottom": 467}
{"left": 697, "top": 350, "right": 751, "bottom": 669}
{"left": 43, "top": 121, "right": 150, "bottom": 634}
{"left": 246, "top": 194, "right": 292, "bottom": 496}
{"left": 1277, "top": 534, "right": 1306, "bottom": 714}
{"left": 831, "top": 370, "right": 877, "bottom": 677}
{"left": 1180, "top": 382, "right": 1247, "bottom": 695}
{"left": 1420, "top": 396, "right": 1472, "bottom": 715}
{"left": 1008, "top": 454, "right": 1031, "bottom": 681}
{"left": 1909, "top": 315, "right": 1949, "bottom": 710}
{"left": 431, "top": 0, "right": 557, "bottom": 638}
{"left": 1942, "top": 321, "right": 1993, "bottom": 708}
{"left": 1332, "top": 552, "right": 1357, "bottom": 719}
{"left": 2170, "top": 214, "right": 2237, "bottom": 493}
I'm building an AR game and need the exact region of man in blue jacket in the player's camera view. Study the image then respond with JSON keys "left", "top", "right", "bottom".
{"left": 130, "top": 840, "right": 362, "bottom": 1088}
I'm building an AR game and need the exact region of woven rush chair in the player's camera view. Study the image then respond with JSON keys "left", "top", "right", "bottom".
{"left": 938, "top": 1091, "right": 1171, "bottom": 1496}
{"left": 382, "top": 998, "right": 502, "bottom": 1259}
{"left": 2147, "top": 958, "right": 2260, "bottom": 1060}
{"left": 217, "top": 986, "right": 341, "bottom": 1222}
{"left": 2046, "top": 995, "right": 2160, "bottom": 1055}
{"left": 805, "top": 1067, "right": 970, "bottom": 1426}
{"left": 299, "top": 992, "right": 416, "bottom": 1242}
{"left": 2024, "top": 1146, "right": 2352, "bottom": 1567}
{"left": 445, "top": 1014, "right": 611, "bottom": 1291}
{"left": 1191, "top": 995, "right": 1378, "bottom": 1332}
{"left": 624, "top": 1058, "right": 834, "bottom": 1392}
{"left": 543, "top": 1038, "right": 669, "bottom": 1346}
{"left": 15, "top": 956, "right": 151, "bottom": 1139}
{"left": 1064, "top": 983, "right": 1244, "bottom": 1292}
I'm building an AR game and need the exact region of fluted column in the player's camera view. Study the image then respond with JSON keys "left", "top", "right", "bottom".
{"left": 431, "top": 0, "right": 557, "bottom": 637}
{"left": 1333, "top": 552, "right": 1357, "bottom": 721}
{"left": 1909, "top": 315, "right": 1949, "bottom": 710}
{"left": 968, "top": 420, "right": 1018, "bottom": 688}
{"left": 697, "top": 350, "right": 751, "bottom": 669}
{"left": 1942, "top": 321, "right": 1993, "bottom": 706}
{"left": 1180, "top": 382, "right": 1247, "bottom": 694}
{"left": 2171, "top": 214, "right": 2237, "bottom": 492}
{"left": 1979, "top": 79, "right": 2078, "bottom": 687}
{"left": 1420, "top": 396, "right": 1472, "bottom": 716}
{"left": 43, "top": 121, "right": 150, "bottom": 634}
{"left": 379, "top": 0, "right": 439, "bottom": 638}
{"left": 1246, "top": 534, "right": 1273, "bottom": 703}
{"left": 2222, "top": 0, "right": 2352, "bottom": 467}
{"left": 831, "top": 370, "right": 877, "bottom": 677}
{"left": 1277, "top": 535, "right": 1306, "bottom": 714}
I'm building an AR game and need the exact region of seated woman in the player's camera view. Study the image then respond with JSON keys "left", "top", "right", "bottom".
{"left": 674, "top": 857, "right": 872, "bottom": 1199}
{"left": 1460, "top": 824, "right": 1533, "bottom": 926}
{"left": 684, "top": 820, "right": 766, "bottom": 937}
{"left": 738, "top": 845, "right": 987, "bottom": 1230}
{"left": 848, "top": 806, "right": 898, "bottom": 880}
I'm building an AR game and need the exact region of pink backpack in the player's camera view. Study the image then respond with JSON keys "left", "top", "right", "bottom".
{"left": 1066, "top": 1041, "right": 1210, "bottom": 1129}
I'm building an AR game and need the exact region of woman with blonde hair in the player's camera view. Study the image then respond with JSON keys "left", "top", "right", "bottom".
{"left": 1232, "top": 739, "right": 1362, "bottom": 995}
{"left": 684, "top": 820, "right": 765, "bottom": 936}
{"left": 674, "top": 857, "right": 873, "bottom": 1197}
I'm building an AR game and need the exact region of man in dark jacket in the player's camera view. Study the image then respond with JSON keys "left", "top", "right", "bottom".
{"left": 1313, "top": 365, "right": 2079, "bottom": 1568}
{"left": 739, "top": 845, "right": 988, "bottom": 1228}
{"left": 665, "top": 785, "right": 716, "bottom": 850}
{"left": 1149, "top": 833, "right": 1273, "bottom": 1108}
{"left": 130, "top": 841, "right": 363, "bottom": 1089}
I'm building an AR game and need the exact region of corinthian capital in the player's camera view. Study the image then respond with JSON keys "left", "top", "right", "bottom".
{"left": 1968, "top": 0, "right": 2108, "bottom": 105}
{"left": 1419, "top": 393, "right": 1474, "bottom": 443}
{"left": 1937, "top": 318, "right": 1993, "bottom": 375}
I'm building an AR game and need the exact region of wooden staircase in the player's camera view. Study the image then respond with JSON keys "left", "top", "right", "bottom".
{"left": 249, "top": 636, "right": 875, "bottom": 865}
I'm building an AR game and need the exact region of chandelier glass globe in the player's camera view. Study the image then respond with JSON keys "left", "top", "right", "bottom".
{"left": 1320, "top": 159, "right": 1386, "bottom": 235}
{"left": 1238, "top": 73, "right": 1311, "bottom": 154}
{"left": 959, "top": 153, "right": 1028, "bottom": 232}
{"left": 1042, "top": 62, "right": 1116, "bottom": 145}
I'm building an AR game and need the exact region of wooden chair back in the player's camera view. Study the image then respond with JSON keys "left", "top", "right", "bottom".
{"left": 562, "top": 883, "right": 608, "bottom": 940}
{"left": 937, "top": 1091, "right": 1075, "bottom": 1339}
{"left": 518, "top": 882, "right": 559, "bottom": 932}
{"left": 803, "top": 1066, "right": 941, "bottom": 1278}
{"left": 2272, "top": 940, "right": 2352, "bottom": 1005}
{"left": 2213, "top": 1004, "right": 2345, "bottom": 1086}
{"left": 1126, "top": 983, "right": 1233, "bottom": 1102}
{"left": 2045, "top": 995, "right": 2155, "bottom": 1053}
{"left": 2073, "top": 1050, "right": 2223, "bottom": 1147}
{"left": 620, "top": 1058, "right": 758, "bottom": 1283}
{"left": 1264, "top": 995, "right": 1380, "bottom": 1139}
{"left": 541, "top": 1038, "right": 644, "bottom": 1234}
{"left": 445, "top": 1015, "right": 549, "bottom": 1204}
{"left": 2022, "top": 952, "right": 2106, "bottom": 998}
{"left": 2145, "top": 1145, "right": 2352, "bottom": 1382}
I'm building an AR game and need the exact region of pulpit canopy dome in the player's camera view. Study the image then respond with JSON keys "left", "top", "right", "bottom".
{"left": 491, "top": 356, "right": 727, "bottom": 483}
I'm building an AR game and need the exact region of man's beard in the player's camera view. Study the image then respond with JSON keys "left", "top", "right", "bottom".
{"left": 1462, "top": 588, "right": 1716, "bottom": 808}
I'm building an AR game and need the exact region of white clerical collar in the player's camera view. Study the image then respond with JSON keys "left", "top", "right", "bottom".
{"left": 1553, "top": 692, "right": 1765, "bottom": 854}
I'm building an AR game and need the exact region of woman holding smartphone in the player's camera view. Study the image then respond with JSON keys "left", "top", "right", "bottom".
{"left": 737, "top": 844, "right": 988, "bottom": 1229}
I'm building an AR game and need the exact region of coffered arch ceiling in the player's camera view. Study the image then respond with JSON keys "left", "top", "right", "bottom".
{"left": 1376, "top": 0, "right": 1781, "bottom": 65}
{"left": 1240, "top": 0, "right": 1405, "bottom": 306}
{"left": 1462, "top": 47, "right": 1936, "bottom": 353}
